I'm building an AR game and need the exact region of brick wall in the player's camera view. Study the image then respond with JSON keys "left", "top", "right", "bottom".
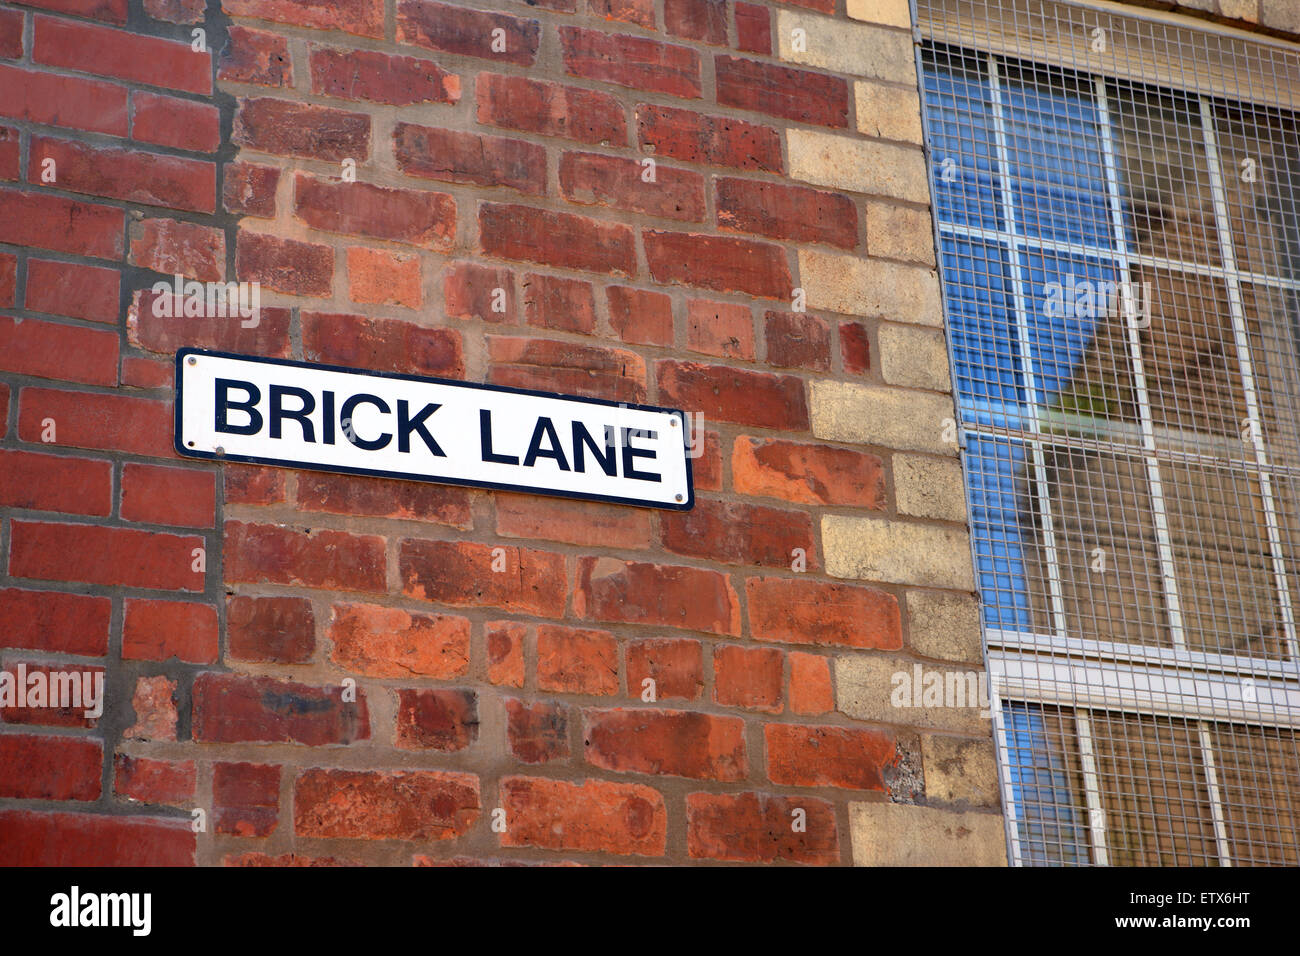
{"left": 0, "top": 0, "right": 1006, "bottom": 865}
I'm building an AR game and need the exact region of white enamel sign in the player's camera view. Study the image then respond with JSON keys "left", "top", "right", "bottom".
{"left": 175, "top": 349, "right": 694, "bottom": 510}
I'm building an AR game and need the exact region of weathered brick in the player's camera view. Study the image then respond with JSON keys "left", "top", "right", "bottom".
{"left": 561, "top": 26, "right": 701, "bottom": 98}
{"left": 130, "top": 218, "right": 225, "bottom": 281}
{"left": 538, "top": 624, "right": 619, "bottom": 696}
{"left": 214, "top": 761, "right": 279, "bottom": 837}
{"left": 499, "top": 775, "right": 666, "bottom": 856}
{"left": 0, "top": 189, "right": 124, "bottom": 259}
{"left": 480, "top": 203, "right": 636, "bottom": 276}
{"left": 745, "top": 576, "right": 902, "bottom": 648}
{"left": 395, "top": 688, "right": 478, "bottom": 751}
{"left": 821, "top": 515, "right": 975, "bottom": 590}
{"left": 487, "top": 620, "right": 527, "bottom": 687}
{"left": 396, "top": 0, "right": 539, "bottom": 65}
{"left": 657, "top": 361, "right": 808, "bottom": 430}
{"left": 401, "top": 540, "right": 567, "bottom": 618}
{"left": 713, "top": 644, "right": 783, "bottom": 712}
{"left": 228, "top": 595, "right": 315, "bottom": 664}
{"left": 560, "top": 151, "right": 705, "bottom": 221}
{"left": 193, "top": 673, "right": 370, "bottom": 744}
{"left": 735, "top": 2, "right": 772, "bottom": 53}
{"left": 687, "top": 791, "right": 839, "bottom": 864}
{"left": 716, "top": 55, "right": 849, "bottom": 127}
{"left": 575, "top": 557, "right": 741, "bottom": 635}
{"left": 0, "top": 735, "right": 101, "bottom": 801}
{"left": 718, "top": 177, "right": 857, "bottom": 249}
{"left": 130, "top": 291, "right": 291, "bottom": 358}
{"left": 311, "top": 44, "right": 459, "bottom": 105}
{"left": 0, "top": 588, "right": 110, "bottom": 656}
{"left": 224, "top": 161, "right": 280, "bottom": 217}
{"left": 506, "top": 698, "right": 569, "bottom": 763}
{"left": 766, "top": 723, "right": 896, "bottom": 790}
{"left": 638, "top": 104, "right": 782, "bottom": 171}
{"left": 626, "top": 638, "right": 703, "bottom": 701}
{"left": 644, "top": 231, "right": 792, "bottom": 299}
{"left": 394, "top": 123, "right": 545, "bottom": 196}
{"left": 686, "top": 298, "right": 754, "bottom": 359}
{"left": 236, "top": 231, "right": 333, "bottom": 296}
{"left": 495, "top": 491, "right": 652, "bottom": 549}
{"left": 123, "top": 598, "right": 218, "bottom": 663}
{"left": 840, "top": 321, "right": 871, "bottom": 374}
{"left": 789, "top": 651, "right": 834, "bottom": 714}
{"left": 220, "top": 25, "right": 291, "bottom": 87}
{"left": 607, "top": 286, "right": 674, "bottom": 346}
{"left": 665, "top": 0, "right": 727, "bottom": 44}
{"left": 476, "top": 73, "right": 626, "bottom": 145}
{"left": 125, "top": 675, "right": 178, "bottom": 741}
{"left": 294, "top": 173, "right": 455, "bottom": 249}
{"left": 0, "top": 660, "right": 105, "bottom": 727}
{"left": 295, "top": 768, "right": 479, "bottom": 839}
{"left": 223, "top": 520, "right": 387, "bottom": 592}
{"left": 303, "top": 312, "right": 465, "bottom": 380}
{"left": 443, "top": 260, "right": 518, "bottom": 323}
{"left": 297, "top": 469, "right": 471, "bottom": 526}
{"left": 521, "top": 274, "right": 597, "bottom": 334}
{"left": 224, "top": 0, "right": 384, "bottom": 37}
{"left": 585, "top": 708, "right": 747, "bottom": 780}
{"left": 347, "top": 246, "right": 422, "bottom": 308}
{"left": 233, "top": 97, "right": 370, "bottom": 162}
{"left": 224, "top": 464, "right": 287, "bottom": 505}
{"left": 115, "top": 754, "right": 195, "bottom": 808}
{"left": 329, "top": 602, "right": 470, "bottom": 678}
{"left": 661, "top": 499, "right": 815, "bottom": 568}
{"left": 732, "top": 436, "right": 885, "bottom": 506}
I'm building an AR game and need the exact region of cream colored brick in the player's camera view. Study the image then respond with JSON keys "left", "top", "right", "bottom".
{"left": 775, "top": 10, "right": 915, "bottom": 81}
{"left": 879, "top": 324, "right": 951, "bottom": 391}
{"left": 835, "top": 653, "right": 990, "bottom": 733}
{"left": 923, "top": 734, "right": 1000, "bottom": 806}
{"left": 850, "top": 802, "right": 1007, "bottom": 865}
{"left": 1219, "top": 0, "right": 1259, "bottom": 22}
{"left": 787, "top": 129, "right": 929, "bottom": 204}
{"left": 894, "top": 453, "right": 967, "bottom": 522}
{"left": 866, "top": 201, "right": 935, "bottom": 266}
{"left": 798, "top": 249, "right": 941, "bottom": 324}
{"left": 906, "top": 590, "right": 982, "bottom": 662}
{"left": 823, "top": 515, "right": 975, "bottom": 590}
{"left": 845, "top": 0, "right": 912, "bottom": 28}
{"left": 810, "top": 380, "right": 956, "bottom": 453}
{"left": 855, "top": 80, "right": 923, "bottom": 144}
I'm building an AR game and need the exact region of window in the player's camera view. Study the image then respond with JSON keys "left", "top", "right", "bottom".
{"left": 917, "top": 0, "right": 1300, "bottom": 864}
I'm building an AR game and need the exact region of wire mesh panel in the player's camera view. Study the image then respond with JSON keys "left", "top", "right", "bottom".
{"left": 915, "top": 0, "right": 1300, "bottom": 864}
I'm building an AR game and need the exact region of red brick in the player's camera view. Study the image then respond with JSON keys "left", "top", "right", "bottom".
{"left": 121, "top": 463, "right": 215, "bottom": 529}
{"left": 521, "top": 273, "right": 597, "bottom": 334}
{"left": 394, "top": 123, "right": 544, "bottom": 197}
{"left": 130, "top": 218, "right": 225, "bottom": 281}
{"left": 11, "top": 0, "right": 126, "bottom": 23}
{"left": 0, "top": 252, "right": 13, "bottom": 305}
{"left": 840, "top": 321, "right": 871, "bottom": 374}
{"left": 487, "top": 620, "right": 527, "bottom": 687}
{"left": 476, "top": 73, "right": 626, "bottom": 145}
{"left": 735, "top": 2, "right": 771, "bottom": 53}
{"left": 645, "top": 230, "right": 791, "bottom": 299}
{"left": 224, "top": 0, "right": 383, "bottom": 37}
{"left": 765, "top": 311, "right": 832, "bottom": 370}
{"left": 718, "top": 177, "right": 857, "bottom": 249}
{"left": 495, "top": 492, "right": 652, "bottom": 549}
{"left": 0, "top": 317, "right": 118, "bottom": 386}
{"left": 746, "top": 576, "right": 902, "bottom": 649}
{"left": 395, "top": 688, "right": 478, "bottom": 751}
{"left": 0, "top": 64, "right": 127, "bottom": 136}
{"left": 0, "top": 735, "right": 101, "bottom": 801}
{"left": 686, "top": 298, "right": 754, "bottom": 359}
{"left": 114, "top": 755, "right": 195, "bottom": 807}
{"left": 714, "top": 644, "right": 783, "bottom": 712}
{"left": 0, "top": 449, "right": 112, "bottom": 516}
{"left": 0, "top": 382, "right": 8, "bottom": 436}
{"left": 0, "top": 127, "right": 16, "bottom": 180}
{"left": 302, "top": 313, "right": 461, "bottom": 382}
{"left": 0, "top": 588, "right": 110, "bottom": 656}
{"left": 130, "top": 291, "right": 291, "bottom": 358}
{"left": 233, "top": 96, "right": 369, "bottom": 162}
{"left": 687, "top": 791, "right": 839, "bottom": 864}
{"left": 400, "top": 539, "right": 567, "bottom": 618}
{"left": 607, "top": 286, "right": 673, "bottom": 347}
{"left": 228, "top": 595, "right": 315, "bottom": 663}
{"left": 25, "top": 259, "right": 119, "bottom": 323}
{"left": 311, "top": 44, "right": 459, "bottom": 105}
{"left": 656, "top": 361, "right": 808, "bottom": 430}
{"left": 665, "top": 0, "right": 727, "bottom": 44}
{"left": 733, "top": 436, "right": 885, "bottom": 506}
{"left": 123, "top": 598, "right": 218, "bottom": 663}
{"left": 294, "top": 173, "right": 454, "bottom": 249}
{"left": 220, "top": 26, "right": 292, "bottom": 87}
{"left": 33, "top": 16, "right": 211, "bottom": 94}
{"left": 0, "top": 10, "right": 22, "bottom": 59}
{"left": 575, "top": 557, "right": 740, "bottom": 635}
{"left": 236, "top": 230, "right": 333, "bottom": 296}
{"left": 789, "top": 651, "right": 834, "bottom": 715}
{"left": 9, "top": 520, "right": 204, "bottom": 591}
{"left": 225, "top": 851, "right": 357, "bottom": 867}
{"left": 18, "top": 387, "right": 174, "bottom": 458}
{"left": 499, "top": 776, "right": 666, "bottom": 856}
{"left": 193, "top": 673, "right": 370, "bottom": 744}
{"left": 480, "top": 203, "right": 635, "bottom": 276}
{"left": 589, "top": 0, "right": 654, "bottom": 26}
{"left": 224, "top": 521, "right": 386, "bottom": 592}
{"left": 0, "top": 188, "right": 124, "bottom": 259}
{"left": 0, "top": 810, "right": 194, "bottom": 866}
{"left": 397, "top": 0, "right": 539, "bottom": 65}
{"left": 214, "top": 761, "right": 279, "bottom": 836}
{"left": 690, "top": 428, "right": 723, "bottom": 490}
{"left": 297, "top": 469, "right": 470, "bottom": 526}
{"left": 626, "top": 638, "right": 703, "bottom": 702}
{"left": 637, "top": 104, "right": 782, "bottom": 172}
{"left": 224, "top": 161, "right": 280, "bottom": 217}
{"left": 561, "top": 27, "right": 701, "bottom": 99}
{"left": 489, "top": 335, "right": 646, "bottom": 403}
{"left": 716, "top": 56, "right": 849, "bottom": 128}
{"left": 30, "top": 136, "right": 215, "bottom": 213}
{"left": 506, "top": 698, "right": 569, "bottom": 763}
{"left": 145, "top": 0, "right": 205, "bottom": 23}
{"left": 780, "top": 0, "right": 834, "bottom": 9}
{"left": 121, "top": 356, "right": 172, "bottom": 389}
{"left": 131, "top": 91, "right": 220, "bottom": 152}
{"left": 585, "top": 708, "right": 747, "bottom": 780}
{"left": 766, "top": 724, "right": 897, "bottom": 790}
{"left": 560, "top": 151, "right": 705, "bottom": 222}
{"left": 537, "top": 624, "right": 619, "bottom": 696}
{"left": 295, "top": 768, "right": 478, "bottom": 839}
{"left": 224, "top": 464, "right": 286, "bottom": 504}
{"left": 348, "top": 246, "right": 421, "bottom": 307}
{"left": 329, "top": 602, "right": 470, "bottom": 678}
{"left": 443, "top": 260, "right": 517, "bottom": 323}
{"left": 0, "top": 660, "right": 105, "bottom": 727}
{"left": 662, "top": 499, "right": 815, "bottom": 568}
{"left": 125, "top": 674, "right": 178, "bottom": 741}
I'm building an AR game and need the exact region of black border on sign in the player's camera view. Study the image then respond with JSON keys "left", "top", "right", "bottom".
{"left": 173, "top": 347, "right": 696, "bottom": 511}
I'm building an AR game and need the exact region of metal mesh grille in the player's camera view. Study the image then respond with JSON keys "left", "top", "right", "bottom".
{"left": 915, "top": 0, "right": 1300, "bottom": 865}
